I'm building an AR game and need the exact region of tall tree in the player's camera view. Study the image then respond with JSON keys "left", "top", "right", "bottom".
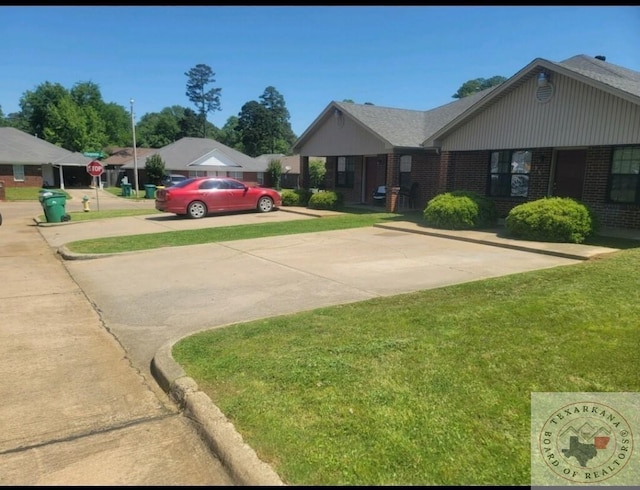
{"left": 236, "top": 101, "right": 272, "bottom": 157}
{"left": 452, "top": 76, "right": 507, "bottom": 99}
{"left": 100, "top": 102, "right": 132, "bottom": 146}
{"left": 19, "top": 81, "right": 69, "bottom": 139}
{"left": 258, "top": 86, "right": 296, "bottom": 154}
{"left": 185, "top": 63, "right": 222, "bottom": 138}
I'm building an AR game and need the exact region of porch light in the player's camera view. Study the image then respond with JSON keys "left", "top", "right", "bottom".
{"left": 537, "top": 72, "right": 550, "bottom": 87}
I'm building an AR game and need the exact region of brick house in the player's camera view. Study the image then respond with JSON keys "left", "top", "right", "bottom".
{"left": 292, "top": 55, "right": 640, "bottom": 230}
{"left": 0, "top": 127, "right": 93, "bottom": 190}
{"left": 119, "top": 137, "right": 270, "bottom": 188}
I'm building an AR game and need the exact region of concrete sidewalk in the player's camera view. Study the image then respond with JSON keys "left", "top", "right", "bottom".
{"left": 0, "top": 200, "right": 243, "bottom": 485}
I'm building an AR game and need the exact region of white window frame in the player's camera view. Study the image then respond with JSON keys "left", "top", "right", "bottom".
{"left": 13, "top": 164, "right": 25, "bottom": 182}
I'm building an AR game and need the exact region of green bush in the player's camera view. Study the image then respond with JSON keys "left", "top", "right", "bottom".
{"left": 308, "top": 191, "right": 343, "bottom": 210}
{"left": 423, "top": 191, "right": 498, "bottom": 230}
{"left": 505, "top": 197, "right": 598, "bottom": 243}
{"left": 281, "top": 189, "right": 312, "bottom": 207}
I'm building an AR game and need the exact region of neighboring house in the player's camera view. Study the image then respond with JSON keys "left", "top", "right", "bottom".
{"left": 293, "top": 54, "right": 640, "bottom": 230}
{"left": 254, "top": 153, "right": 322, "bottom": 189}
{"left": 119, "top": 137, "right": 269, "bottom": 187}
{"left": 0, "top": 127, "right": 94, "bottom": 190}
{"left": 102, "top": 147, "right": 156, "bottom": 187}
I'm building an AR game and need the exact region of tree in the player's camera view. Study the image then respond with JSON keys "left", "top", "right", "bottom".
{"left": 179, "top": 108, "right": 207, "bottom": 139}
{"left": 259, "top": 86, "right": 296, "bottom": 154}
{"left": 144, "top": 154, "right": 166, "bottom": 185}
{"left": 185, "top": 63, "right": 222, "bottom": 138}
{"left": 19, "top": 81, "right": 69, "bottom": 139}
{"left": 236, "top": 101, "right": 272, "bottom": 157}
{"left": 267, "top": 158, "right": 283, "bottom": 190}
{"left": 452, "top": 76, "right": 507, "bottom": 99}
{"left": 216, "top": 115, "right": 243, "bottom": 150}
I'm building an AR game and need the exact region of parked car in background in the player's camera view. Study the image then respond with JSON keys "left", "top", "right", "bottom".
{"left": 161, "top": 174, "right": 188, "bottom": 187}
{"left": 155, "top": 177, "right": 282, "bottom": 219}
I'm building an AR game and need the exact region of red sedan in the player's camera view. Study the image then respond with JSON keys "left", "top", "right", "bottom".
{"left": 155, "top": 177, "right": 282, "bottom": 219}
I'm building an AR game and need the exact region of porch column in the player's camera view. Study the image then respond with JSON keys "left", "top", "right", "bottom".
{"left": 300, "top": 155, "right": 310, "bottom": 189}
{"left": 385, "top": 153, "right": 400, "bottom": 212}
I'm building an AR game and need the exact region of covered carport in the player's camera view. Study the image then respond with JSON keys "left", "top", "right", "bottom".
{"left": 50, "top": 152, "right": 95, "bottom": 189}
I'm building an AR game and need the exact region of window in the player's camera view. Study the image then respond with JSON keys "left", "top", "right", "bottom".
{"left": 489, "top": 150, "right": 531, "bottom": 197}
{"left": 336, "top": 156, "right": 355, "bottom": 188}
{"left": 257, "top": 172, "right": 264, "bottom": 185}
{"left": 228, "top": 171, "right": 243, "bottom": 180}
{"left": 399, "top": 155, "right": 412, "bottom": 190}
{"left": 609, "top": 146, "right": 640, "bottom": 204}
{"left": 13, "top": 164, "right": 25, "bottom": 182}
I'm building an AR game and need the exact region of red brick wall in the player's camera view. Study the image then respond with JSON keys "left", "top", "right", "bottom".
{"left": 0, "top": 165, "right": 44, "bottom": 188}
{"left": 440, "top": 147, "right": 640, "bottom": 229}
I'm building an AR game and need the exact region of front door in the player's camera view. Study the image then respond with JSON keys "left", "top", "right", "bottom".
{"left": 553, "top": 149, "right": 587, "bottom": 199}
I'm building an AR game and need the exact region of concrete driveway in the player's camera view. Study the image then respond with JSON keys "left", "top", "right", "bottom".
{"left": 45, "top": 219, "right": 580, "bottom": 378}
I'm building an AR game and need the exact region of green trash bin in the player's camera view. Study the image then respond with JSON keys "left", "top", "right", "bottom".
{"left": 122, "top": 183, "right": 132, "bottom": 197}
{"left": 41, "top": 190, "right": 69, "bottom": 223}
{"left": 144, "top": 184, "right": 157, "bottom": 199}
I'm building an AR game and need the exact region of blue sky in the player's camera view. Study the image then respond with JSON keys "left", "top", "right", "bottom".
{"left": 1, "top": 6, "right": 639, "bottom": 137}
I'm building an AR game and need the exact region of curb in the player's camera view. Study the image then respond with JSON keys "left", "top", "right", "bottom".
{"left": 151, "top": 342, "right": 285, "bottom": 487}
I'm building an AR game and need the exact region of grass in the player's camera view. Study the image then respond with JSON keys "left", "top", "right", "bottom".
{"left": 4, "top": 185, "right": 146, "bottom": 201}
{"left": 65, "top": 211, "right": 401, "bottom": 253}
{"left": 173, "top": 247, "right": 640, "bottom": 485}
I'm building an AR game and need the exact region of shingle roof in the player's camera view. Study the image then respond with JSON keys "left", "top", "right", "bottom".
{"left": 103, "top": 147, "right": 157, "bottom": 166}
{"left": 295, "top": 88, "right": 497, "bottom": 151}
{"left": 120, "top": 137, "right": 264, "bottom": 172}
{"left": 556, "top": 55, "right": 640, "bottom": 98}
{"left": 0, "top": 127, "right": 73, "bottom": 164}
{"left": 339, "top": 89, "right": 496, "bottom": 148}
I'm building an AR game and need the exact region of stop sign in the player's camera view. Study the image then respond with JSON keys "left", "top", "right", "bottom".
{"left": 86, "top": 160, "right": 104, "bottom": 177}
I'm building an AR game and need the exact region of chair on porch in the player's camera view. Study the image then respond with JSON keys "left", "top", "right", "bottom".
{"left": 372, "top": 185, "right": 386, "bottom": 206}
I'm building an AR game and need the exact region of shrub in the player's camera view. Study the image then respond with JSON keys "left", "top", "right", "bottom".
{"left": 308, "top": 159, "right": 327, "bottom": 189}
{"left": 423, "top": 191, "right": 498, "bottom": 230}
{"left": 281, "top": 189, "right": 312, "bottom": 207}
{"left": 308, "top": 191, "right": 343, "bottom": 210}
{"left": 267, "top": 159, "right": 283, "bottom": 190}
{"left": 144, "top": 154, "right": 166, "bottom": 185}
{"left": 505, "top": 197, "right": 598, "bottom": 243}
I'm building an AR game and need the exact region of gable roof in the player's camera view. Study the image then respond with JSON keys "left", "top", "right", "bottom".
{"left": 0, "top": 127, "right": 74, "bottom": 164}
{"left": 120, "top": 137, "right": 264, "bottom": 172}
{"left": 103, "top": 147, "right": 157, "bottom": 166}
{"left": 293, "top": 87, "right": 497, "bottom": 152}
{"left": 423, "top": 54, "right": 640, "bottom": 147}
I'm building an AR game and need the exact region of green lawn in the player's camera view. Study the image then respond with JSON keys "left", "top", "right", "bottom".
{"left": 173, "top": 247, "right": 640, "bottom": 485}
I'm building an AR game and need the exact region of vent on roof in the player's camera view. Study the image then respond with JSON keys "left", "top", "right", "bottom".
{"left": 595, "top": 55, "right": 606, "bottom": 61}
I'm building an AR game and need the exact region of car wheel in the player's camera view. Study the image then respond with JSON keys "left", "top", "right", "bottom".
{"left": 257, "top": 196, "right": 274, "bottom": 213}
{"left": 187, "top": 201, "right": 207, "bottom": 219}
